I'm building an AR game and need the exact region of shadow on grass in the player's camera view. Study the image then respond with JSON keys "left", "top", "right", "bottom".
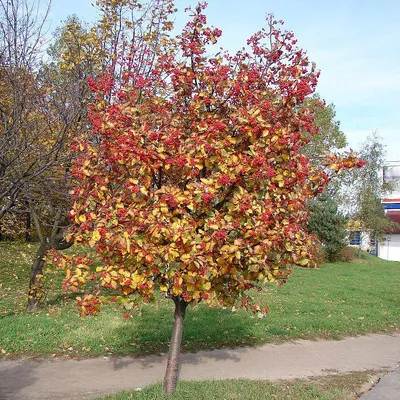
{"left": 43, "top": 291, "right": 80, "bottom": 307}
{"left": 108, "top": 302, "right": 255, "bottom": 368}
{"left": 0, "top": 310, "right": 16, "bottom": 318}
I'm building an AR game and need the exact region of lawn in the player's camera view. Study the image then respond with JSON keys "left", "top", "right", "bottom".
{"left": 98, "top": 371, "right": 382, "bottom": 400}
{"left": 0, "top": 241, "right": 399, "bottom": 358}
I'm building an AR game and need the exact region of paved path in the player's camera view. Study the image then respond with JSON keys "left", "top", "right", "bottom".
{"left": 0, "top": 333, "right": 399, "bottom": 400}
{"left": 359, "top": 366, "right": 400, "bottom": 400}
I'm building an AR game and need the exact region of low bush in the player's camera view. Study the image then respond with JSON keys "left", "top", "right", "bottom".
{"left": 337, "top": 246, "right": 357, "bottom": 262}
{"left": 310, "top": 241, "right": 326, "bottom": 267}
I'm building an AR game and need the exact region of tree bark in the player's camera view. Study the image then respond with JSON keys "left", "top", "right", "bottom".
{"left": 26, "top": 241, "right": 49, "bottom": 312}
{"left": 25, "top": 209, "right": 31, "bottom": 242}
{"left": 26, "top": 235, "right": 73, "bottom": 312}
{"left": 163, "top": 296, "right": 188, "bottom": 395}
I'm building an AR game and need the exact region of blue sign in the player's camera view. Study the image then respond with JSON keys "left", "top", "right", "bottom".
{"left": 383, "top": 203, "right": 400, "bottom": 210}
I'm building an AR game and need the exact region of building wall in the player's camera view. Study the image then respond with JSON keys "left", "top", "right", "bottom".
{"left": 379, "top": 162, "right": 400, "bottom": 261}
{"left": 378, "top": 234, "right": 400, "bottom": 261}
{"left": 383, "top": 162, "right": 400, "bottom": 200}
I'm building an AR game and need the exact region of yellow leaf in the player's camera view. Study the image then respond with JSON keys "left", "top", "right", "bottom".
{"left": 285, "top": 243, "right": 293, "bottom": 251}
{"left": 297, "top": 258, "right": 309, "bottom": 266}
{"left": 181, "top": 254, "right": 191, "bottom": 262}
{"left": 92, "top": 230, "right": 101, "bottom": 242}
{"left": 110, "top": 280, "right": 118, "bottom": 289}
{"left": 122, "top": 231, "right": 131, "bottom": 252}
{"left": 132, "top": 274, "right": 141, "bottom": 285}
{"left": 187, "top": 283, "right": 194, "bottom": 291}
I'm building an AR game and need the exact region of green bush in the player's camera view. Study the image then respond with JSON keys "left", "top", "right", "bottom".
{"left": 307, "top": 194, "right": 348, "bottom": 262}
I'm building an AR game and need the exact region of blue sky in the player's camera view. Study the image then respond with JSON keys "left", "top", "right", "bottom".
{"left": 48, "top": 0, "right": 400, "bottom": 161}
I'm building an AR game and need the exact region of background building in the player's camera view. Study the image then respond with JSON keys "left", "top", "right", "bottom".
{"left": 378, "top": 162, "right": 400, "bottom": 261}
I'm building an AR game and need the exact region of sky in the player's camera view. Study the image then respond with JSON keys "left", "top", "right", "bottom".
{"left": 47, "top": 0, "right": 400, "bottom": 161}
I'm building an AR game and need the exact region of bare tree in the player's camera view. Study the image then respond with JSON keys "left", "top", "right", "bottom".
{"left": 0, "top": 1, "right": 86, "bottom": 309}
{"left": 1, "top": 0, "right": 178, "bottom": 310}
{"left": 0, "top": 0, "right": 81, "bottom": 219}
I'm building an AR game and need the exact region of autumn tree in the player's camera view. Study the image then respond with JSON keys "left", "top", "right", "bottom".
{"left": 56, "top": 3, "right": 363, "bottom": 394}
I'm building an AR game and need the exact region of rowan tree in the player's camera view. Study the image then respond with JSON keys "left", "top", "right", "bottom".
{"left": 56, "top": 3, "right": 364, "bottom": 394}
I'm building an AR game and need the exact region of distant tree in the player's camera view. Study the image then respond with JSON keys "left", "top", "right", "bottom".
{"left": 304, "top": 94, "right": 347, "bottom": 163}
{"left": 307, "top": 194, "right": 348, "bottom": 261}
{"left": 303, "top": 95, "right": 349, "bottom": 198}
{"left": 347, "top": 132, "right": 392, "bottom": 242}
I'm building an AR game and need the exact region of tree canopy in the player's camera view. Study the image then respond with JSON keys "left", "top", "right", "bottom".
{"left": 48, "top": 2, "right": 364, "bottom": 393}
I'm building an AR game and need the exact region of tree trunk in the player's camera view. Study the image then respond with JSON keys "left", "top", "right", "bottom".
{"left": 26, "top": 232, "right": 73, "bottom": 312}
{"left": 26, "top": 242, "right": 49, "bottom": 312}
{"left": 163, "top": 296, "right": 188, "bottom": 395}
{"left": 25, "top": 209, "right": 31, "bottom": 242}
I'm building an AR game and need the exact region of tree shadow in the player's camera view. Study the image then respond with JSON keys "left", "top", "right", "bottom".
{"left": 0, "top": 362, "right": 37, "bottom": 400}
{"left": 43, "top": 291, "right": 79, "bottom": 307}
{"left": 109, "top": 303, "right": 256, "bottom": 370}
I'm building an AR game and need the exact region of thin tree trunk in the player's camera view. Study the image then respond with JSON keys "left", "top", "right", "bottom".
{"left": 26, "top": 241, "right": 49, "bottom": 311}
{"left": 163, "top": 296, "right": 188, "bottom": 395}
{"left": 26, "top": 235, "right": 72, "bottom": 312}
{"left": 25, "top": 209, "right": 31, "bottom": 242}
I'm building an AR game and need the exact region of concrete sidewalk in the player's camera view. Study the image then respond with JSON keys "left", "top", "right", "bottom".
{"left": 0, "top": 333, "right": 399, "bottom": 400}
{"left": 358, "top": 366, "right": 400, "bottom": 400}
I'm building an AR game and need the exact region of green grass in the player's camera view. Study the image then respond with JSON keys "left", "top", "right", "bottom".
{"left": 0, "top": 241, "right": 399, "bottom": 358}
{"left": 98, "top": 371, "right": 381, "bottom": 400}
